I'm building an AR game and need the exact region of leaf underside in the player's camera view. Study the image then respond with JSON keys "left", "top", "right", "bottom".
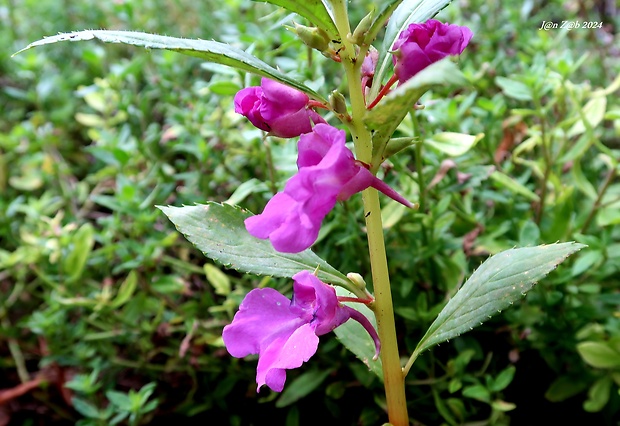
{"left": 158, "top": 203, "right": 351, "bottom": 287}
{"left": 251, "top": 0, "right": 338, "bottom": 38}
{"left": 14, "top": 30, "right": 325, "bottom": 102}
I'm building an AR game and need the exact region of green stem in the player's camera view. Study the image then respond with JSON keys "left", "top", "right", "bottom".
{"left": 262, "top": 135, "right": 278, "bottom": 195}
{"left": 330, "top": 1, "right": 409, "bottom": 423}
{"left": 534, "top": 97, "right": 551, "bottom": 225}
{"left": 581, "top": 166, "right": 616, "bottom": 234}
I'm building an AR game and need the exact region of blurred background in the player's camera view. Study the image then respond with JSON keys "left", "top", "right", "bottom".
{"left": 1, "top": 0, "right": 619, "bottom": 424}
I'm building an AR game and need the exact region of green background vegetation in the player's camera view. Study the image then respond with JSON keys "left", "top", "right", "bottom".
{"left": 1, "top": 0, "right": 619, "bottom": 424}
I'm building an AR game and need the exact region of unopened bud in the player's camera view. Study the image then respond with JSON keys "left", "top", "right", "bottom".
{"left": 294, "top": 23, "right": 331, "bottom": 53}
{"left": 329, "top": 90, "right": 348, "bottom": 116}
{"left": 349, "top": 10, "right": 375, "bottom": 45}
{"left": 346, "top": 272, "right": 367, "bottom": 290}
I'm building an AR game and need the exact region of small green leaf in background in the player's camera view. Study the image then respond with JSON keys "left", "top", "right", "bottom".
{"left": 567, "top": 97, "right": 607, "bottom": 138}
{"left": 204, "top": 263, "right": 231, "bottom": 296}
{"left": 545, "top": 376, "right": 590, "bottom": 402}
{"left": 63, "top": 223, "right": 95, "bottom": 283}
{"left": 276, "top": 368, "right": 332, "bottom": 408}
{"left": 490, "top": 170, "right": 540, "bottom": 202}
{"left": 495, "top": 76, "right": 533, "bottom": 101}
{"left": 583, "top": 376, "right": 613, "bottom": 412}
{"left": 424, "top": 132, "right": 484, "bottom": 157}
{"left": 490, "top": 365, "right": 516, "bottom": 392}
{"left": 111, "top": 271, "right": 138, "bottom": 308}
{"left": 577, "top": 341, "right": 620, "bottom": 369}
{"left": 411, "top": 242, "right": 585, "bottom": 362}
{"left": 462, "top": 384, "right": 490, "bottom": 403}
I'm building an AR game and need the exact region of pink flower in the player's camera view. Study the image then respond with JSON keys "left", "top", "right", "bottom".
{"left": 392, "top": 19, "right": 473, "bottom": 83}
{"left": 234, "top": 78, "right": 325, "bottom": 138}
{"left": 361, "top": 48, "right": 379, "bottom": 91}
{"left": 244, "top": 124, "right": 412, "bottom": 253}
{"left": 222, "top": 270, "right": 380, "bottom": 392}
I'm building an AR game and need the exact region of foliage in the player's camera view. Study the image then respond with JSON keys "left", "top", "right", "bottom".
{"left": 1, "top": 0, "right": 619, "bottom": 424}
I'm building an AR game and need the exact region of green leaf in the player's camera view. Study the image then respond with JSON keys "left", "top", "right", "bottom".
{"left": 157, "top": 203, "right": 353, "bottom": 290}
{"left": 583, "top": 376, "right": 613, "bottom": 412}
{"left": 412, "top": 243, "right": 585, "bottom": 358}
{"left": 204, "top": 263, "right": 231, "bottom": 296}
{"left": 106, "top": 390, "right": 133, "bottom": 411}
{"left": 567, "top": 96, "right": 607, "bottom": 138}
{"left": 462, "top": 384, "right": 490, "bottom": 402}
{"left": 495, "top": 76, "right": 533, "bottom": 101}
{"left": 370, "top": 0, "right": 455, "bottom": 99}
{"left": 72, "top": 397, "right": 104, "bottom": 419}
{"left": 110, "top": 271, "right": 138, "bottom": 308}
{"left": 490, "top": 170, "right": 540, "bottom": 202}
{"left": 366, "top": 58, "right": 466, "bottom": 156}
{"left": 252, "top": 0, "right": 338, "bottom": 38}
{"left": 15, "top": 30, "right": 325, "bottom": 102}
{"left": 364, "top": 1, "right": 404, "bottom": 47}
{"left": 425, "top": 132, "right": 484, "bottom": 157}
{"left": 63, "top": 223, "right": 95, "bottom": 284}
{"left": 333, "top": 287, "right": 383, "bottom": 380}
{"left": 491, "top": 365, "right": 516, "bottom": 392}
{"left": 545, "top": 376, "right": 589, "bottom": 402}
{"left": 276, "top": 368, "right": 332, "bottom": 408}
{"left": 577, "top": 341, "right": 620, "bottom": 369}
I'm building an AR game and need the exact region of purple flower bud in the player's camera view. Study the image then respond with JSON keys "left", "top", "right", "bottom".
{"left": 222, "top": 270, "right": 380, "bottom": 392}
{"left": 234, "top": 78, "right": 325, "bottom": 138}
{"left": 361, "top": 48, "right": 379, "bottom": 91}
{"left": 392, "top": 19, "right": 473, "bottom": 83}
{"left": 245, "top": 124, "right": 412, "bottom": 253}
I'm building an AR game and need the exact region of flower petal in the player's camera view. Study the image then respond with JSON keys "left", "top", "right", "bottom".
{"left": 222, "top": 288, "right": 306, "bottom": 358}
{"left": 256, "top": 323, "right": 319, "bottom": 392}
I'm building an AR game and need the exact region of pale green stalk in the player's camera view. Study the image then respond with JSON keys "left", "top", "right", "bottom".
{"left": 330, "top": 1, "right": 409, "bottom": 424}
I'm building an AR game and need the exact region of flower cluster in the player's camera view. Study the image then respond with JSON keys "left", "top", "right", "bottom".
{"left": 225, "top": 18, "right": 472, "bottom": 393}
{"left": 222, "top": 271, "right": 380, "bottom": 392}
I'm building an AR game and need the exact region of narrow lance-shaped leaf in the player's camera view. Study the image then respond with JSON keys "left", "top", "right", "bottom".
{"left": 411, "top": 242, "right": 586, "bottom": 362}
{"left": 251, "top": 0, "right": 338, "bottom": 39}
{"left": 362, "top": 0, "right": 405, "bottom": 47}
{"left": 157, "top": 203, "right": 357, "bottom": 293}
{"left": 369, "top": 0, "right": 455, "bottom": 101}
{"left": 14, "top": 30, "right": 325, "bottom": 103}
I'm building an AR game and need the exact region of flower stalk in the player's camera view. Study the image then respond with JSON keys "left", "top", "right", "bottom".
{"left": 330, "top": 0, "right": 409, "bottom": 423}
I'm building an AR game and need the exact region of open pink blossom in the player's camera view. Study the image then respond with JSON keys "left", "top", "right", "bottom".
{"left": 244, "top": 124, "right": 412, "bottom": 253}
{"left": 222, "top": 270, "right": 380, "bottom": 392}
{"left": 234, "top": 78, "right": 325, "bottom": 138}
{"left": 392, "top": 19, "right": 473, "bottom": 83}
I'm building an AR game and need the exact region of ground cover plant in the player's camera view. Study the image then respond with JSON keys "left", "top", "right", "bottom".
{"left": 1, "top": 0, "right": 619, "bottom": 424}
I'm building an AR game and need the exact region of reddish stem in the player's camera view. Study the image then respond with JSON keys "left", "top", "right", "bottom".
{"left": 366, "top": 74, "right": 399, "bottom": 110}
{"left": 337, "top": 296, "right": 373, "bottom": 304}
